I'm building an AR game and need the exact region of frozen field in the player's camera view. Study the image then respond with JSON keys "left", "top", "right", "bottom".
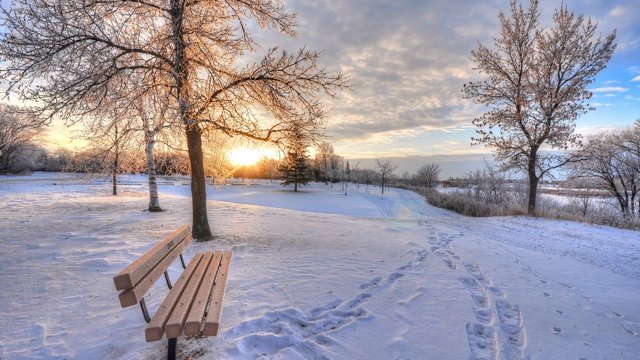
{"left": 0, "top": 173, "right": 639, "bottom": 359}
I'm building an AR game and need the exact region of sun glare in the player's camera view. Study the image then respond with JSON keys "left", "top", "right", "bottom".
{"left": 228, "top": 148, "right": 264, "bottom": 167}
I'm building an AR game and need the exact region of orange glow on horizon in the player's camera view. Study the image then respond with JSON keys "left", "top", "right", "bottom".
{"left": 228, "top": 147, "right": 274, "bottom": 167}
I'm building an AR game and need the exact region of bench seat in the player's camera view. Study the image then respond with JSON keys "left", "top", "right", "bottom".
{"left": 146, "top": 250, "right": 232, "bottom": 341}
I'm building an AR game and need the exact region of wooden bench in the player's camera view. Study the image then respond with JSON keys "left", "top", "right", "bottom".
{"left": 113, "top": 225, "right": 232, "bottom": 359}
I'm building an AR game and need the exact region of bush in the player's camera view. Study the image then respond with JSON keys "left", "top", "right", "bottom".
{"left": 407, "top": 186, "right": 503, "bottom": 217}
{"left": 407, "top": 184, "right": 640, "bottom": 231}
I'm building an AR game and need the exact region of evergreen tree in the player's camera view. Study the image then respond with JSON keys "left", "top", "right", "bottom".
{"left": 278, "top": 148, "right": 311, "bottom": 192}
{"left": 278, "top": 125, "right": 312, "bottom": 192}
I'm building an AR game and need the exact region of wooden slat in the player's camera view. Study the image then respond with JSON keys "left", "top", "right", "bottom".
{"left": 144, "top": 253, "right": 204, "bottom": 342}
{"left": 118, "top": 234, "right": 193, "bottom": 308}
{"left": 113, "top": 225, "right": 191, "bottom": 290}
{"left": 165, "top": 251, "right": 214, "bottom": 339}
{"left": 203, "top": 251, "right": 232, "bottom": 336}
{"left": 184, "top": 250, "right": 224, "bottom": 336}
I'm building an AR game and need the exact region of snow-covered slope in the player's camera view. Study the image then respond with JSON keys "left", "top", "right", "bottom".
{"left": 0, "top": 174, "right": 638, "bottom": 359}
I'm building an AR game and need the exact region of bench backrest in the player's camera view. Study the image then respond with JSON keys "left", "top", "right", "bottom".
{"left": 114, "top": 225, "right": 193, "bottom": 308}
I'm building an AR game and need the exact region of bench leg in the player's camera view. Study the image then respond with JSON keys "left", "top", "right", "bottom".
{"left": 139, "top": 298, "right": 151, "bottom": 323}
{"left": 180, "top": 253, "right": 187, "bottom": 269}
{"left": 164, "top": 270, "right": 173, "bottom": 289}
{"left": 167, "top": 338, "right": 177, "bottom": 360}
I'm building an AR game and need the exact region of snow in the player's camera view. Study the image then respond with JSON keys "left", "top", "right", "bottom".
{"left": 1, "top": 173, "right": 639, "bottom": 359}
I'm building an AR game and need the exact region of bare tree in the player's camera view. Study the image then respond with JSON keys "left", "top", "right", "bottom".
{"left": 80, "top": 110, "right": 141, "bottom": 195}
{"left": 565, "top": 175, "right": 597, "bottom": 217}
{"left": 131, "top": 92, "right": 180, "bottom": 212}
{"left": 0, "top": 105, "right": 45, "bottom": 174}
{"left": 463, "top": 0, "right": 616, "bottom": 214}
{"left": 620, "top": 121, "right": 640, "bottom": 215}
{"left": 316, "top": 141, "right": 334, "bottom": 184}
{"left": 0, "top": 1, "right": 347, "bottom": 240}
{"left": 572, "top": 130, "right": 640, "bottom": 219}
{"left": 375, "top": 159, "right": 397, "bottom": 194}
{"left": 329, "top": 154, "right": 344, "bottom": 187}
{"left": 414, "top": 163, "right": 441, "bottom": 188}
{"left": 203, "top": 134, "right": 233, "bottom": 185}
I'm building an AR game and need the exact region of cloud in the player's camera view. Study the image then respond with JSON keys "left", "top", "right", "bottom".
{"left": 248, "top": 0, "right": 640, "bottom": 158}
{"left": 608, "top": 6, "right": 625, "bottom": 17}
{"left": 632, "top": 75, "right": 640, "bottom": 82}
{"left": 268, "top": 0, "right": 502, "bottom": 151}
{"left": 590, "top": 87, "right": 628, "bottom": 93}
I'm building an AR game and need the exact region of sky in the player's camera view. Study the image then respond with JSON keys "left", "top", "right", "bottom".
{"left": 5, "top": 0, "right": 640, "bottom": 177}
{"left": 252, "top": 0, "right": 640, "bottom": 176}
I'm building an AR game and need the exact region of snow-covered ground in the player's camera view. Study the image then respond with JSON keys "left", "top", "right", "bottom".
{"left": 1, "top": 173, "right": 639, "bottom": 359}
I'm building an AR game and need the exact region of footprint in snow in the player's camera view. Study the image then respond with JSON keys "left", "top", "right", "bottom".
{"left": 226, "top": 294, "right": 373, "bottom": 359}
{"left": 435, "top": 251, "right": 456, "bottom": 269}
{"left": 359, "top": 276, "right": 383, "bottom": 289}
{"left": 621, "top": 320, "right": 640, "bottom": 336}
{"left": 496, "top": 299, "right": 527, "bottom": 359}
{"left": 463, "top": 263, "right": 485, "bottom": 281}
{"left": 466, "top": 323, "right": 498, "bottom": 360}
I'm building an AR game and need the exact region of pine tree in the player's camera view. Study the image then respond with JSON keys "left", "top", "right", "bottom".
{"left": 278, "top": 124, "right": 312, "bottom": 192}
{"left": 278, "top": 148, "right": 311, "bottom": 192}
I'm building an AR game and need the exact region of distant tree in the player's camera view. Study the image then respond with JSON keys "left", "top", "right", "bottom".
{"left": 260, "top": 157, "right": 280, "bottom": 181}
{"left": 278, "top": 129, "right": 312, "bottom": 192}
{"left": 414, "top": 163, "right": 441, "bottom": 188}
{"left": 329, "top": 154, "right": 344, "bottom": 187}
{"left": 133, "top": 93, "right": 178, "bottom": 211}
{"left": 81, "top": 111, "right": 141, "bottom": 195}
{"left": 375, "top": 159, "right": 397, "bottom": 194}
{"left": 44, "top": 148, "right": 72, "bottom": 172}
{"left": 476, "top": 160, "right": 510, "bottom": 206}
{"left": 344, "top": 161, "right": 351, "bottom": 195}
{"left": 572, "top": 127, "right": 640, "bottom": 219}
{"left": 564, "top": 175, "right": 597, "bottom": 217}
{"left": 316, "top": 142, "right": 334, "bottom": 184}
{"left": 0, "top": 0, "right": 347, "bottom": 240}
{"left": 278, "top": 149, "right": 311, "bottom": 192}
{"left": 463, "top": 0, "right": 616, "bottom": 214}
{"left": 621, "top": 121, "right": 640, "bottom": 215}
{"left": 0, "top": 105, "right": 44, "bottom": 174}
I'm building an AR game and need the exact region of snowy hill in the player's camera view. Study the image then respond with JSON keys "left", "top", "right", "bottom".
{"left": 0, "top": 173, "right": 639, "bottom": 359}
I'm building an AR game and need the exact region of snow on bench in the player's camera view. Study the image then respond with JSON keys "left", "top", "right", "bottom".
{"left": 113, "top": 225, "right": 232, "bottom": 359}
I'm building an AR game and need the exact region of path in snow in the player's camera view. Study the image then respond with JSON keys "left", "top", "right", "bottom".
{"left": 426, "top": 229, "right": 526, "bottom": 359}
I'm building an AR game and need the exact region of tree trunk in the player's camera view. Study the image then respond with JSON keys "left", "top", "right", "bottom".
{"left": 186, "top": 126, "right": 213, "bottom": 241}
{"left": 0, "top": 150, "right": 8, "bottom": 174}
{"left": 171, "top": 0, "right": 212, "bottom": 240}
{"left": 527, "top": 163, "right": 538, "bottom": 215}
{"left": 112, "top": 169, "right": 117, "bottom": 195}
{"left": 145, "top": 130, "right": 162, "bottom": 212}
{"left": 112, "top": 124, "right": 118, "bottom": 196}
{"left": 324, "top": 158, "right": 328, "bottom": 185}
{"left": 381, "top": 176, "right": 385, "bottom": 194}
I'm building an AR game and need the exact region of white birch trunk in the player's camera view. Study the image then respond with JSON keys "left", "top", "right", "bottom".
{"left": 145, "top": 128, "right": 162, "bottom": 212}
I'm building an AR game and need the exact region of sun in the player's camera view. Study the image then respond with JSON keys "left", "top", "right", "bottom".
{"left": 228, "top": 148, "right": 264, "bottom": 166}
